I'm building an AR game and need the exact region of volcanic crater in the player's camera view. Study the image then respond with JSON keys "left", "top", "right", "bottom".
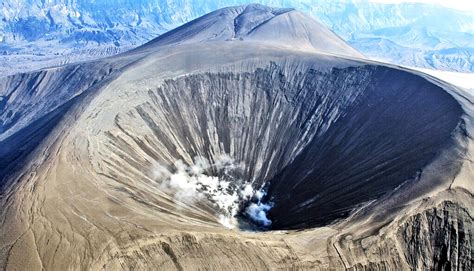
{"left": 0, "top": 4, "right": 471, "bottom": 270}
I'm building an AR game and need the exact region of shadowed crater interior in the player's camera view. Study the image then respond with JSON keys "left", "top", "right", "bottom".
{"left": 106, "top": 63, "right": 463, "bottom": 230}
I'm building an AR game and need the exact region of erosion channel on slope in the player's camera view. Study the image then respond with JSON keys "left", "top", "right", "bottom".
{"left": 100, "top": 62, "right": 462, "bottom": 230}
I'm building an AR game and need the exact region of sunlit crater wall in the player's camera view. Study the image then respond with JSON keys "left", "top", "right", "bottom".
{"left": 88, "top": 62, "right": 463, "bottom": 229}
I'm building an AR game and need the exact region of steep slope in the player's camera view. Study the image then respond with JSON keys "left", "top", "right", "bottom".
{"left": 0, "top": 4, "right": 472, "bottom": 270}
{"left": 137, "top": 4, "right": 363, "bottom": 58}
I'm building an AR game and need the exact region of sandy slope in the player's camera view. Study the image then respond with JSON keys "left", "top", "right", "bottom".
{"left": 411, "top": 68, "right": 474, "bottom": 92}
{"left": 0, "top": 4, "right": 472, "bottom": 270}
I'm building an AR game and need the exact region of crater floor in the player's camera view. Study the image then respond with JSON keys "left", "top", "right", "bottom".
{"left": 0, "top": 4, "right": 472, "bottom": 270}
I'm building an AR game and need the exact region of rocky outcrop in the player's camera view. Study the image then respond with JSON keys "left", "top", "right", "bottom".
{"left": 0, "top": 4, "right": 472, "bottom": 270}
{"left": 399, "top": 200, "right": 472, "bottom": 270}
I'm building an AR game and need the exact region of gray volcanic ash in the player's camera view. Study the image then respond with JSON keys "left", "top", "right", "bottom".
{"left": 0, "top": 4, "right": 472, "bottom": 270}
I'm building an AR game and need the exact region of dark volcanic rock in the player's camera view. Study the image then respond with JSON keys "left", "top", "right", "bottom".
{"left": 99, "top": 62, "right": 463, "bottom": 229}
{"left": 265, "top": 67, "right": 463, "bottom": 229}
{"left": 399, "top": 201, "right": 473, "bottom": 270}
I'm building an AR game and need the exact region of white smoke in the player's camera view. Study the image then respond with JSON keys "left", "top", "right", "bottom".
{"left": 245, "top": 190, "right": 273, "bottom": 227}
{"left": 153, "top": 155, "right": 273, "bottom": 229}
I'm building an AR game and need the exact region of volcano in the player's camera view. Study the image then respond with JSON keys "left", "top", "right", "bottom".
{"left": 0, "top": 4, "right": 472, "bottom": 270}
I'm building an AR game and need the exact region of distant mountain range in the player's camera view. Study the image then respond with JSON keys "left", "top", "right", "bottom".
{"left": 1, "top": 5, "right": 471, "bottom": 269}
{"left": 1, "top": 0, "right": 473, "bottom": 75}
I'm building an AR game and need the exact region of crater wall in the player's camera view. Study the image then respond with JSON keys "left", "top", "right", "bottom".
{"left": 95, "top": 63, "right": 463, "bottom": 228}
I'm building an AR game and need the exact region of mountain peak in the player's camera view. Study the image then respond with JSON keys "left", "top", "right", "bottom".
{"left": 137, "top": 4, "right": 364, "bottom": 58}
